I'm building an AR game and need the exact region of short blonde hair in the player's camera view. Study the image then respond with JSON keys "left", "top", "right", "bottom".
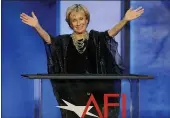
{"left": 65, "top": 4, "right": 90, "bottom": 28}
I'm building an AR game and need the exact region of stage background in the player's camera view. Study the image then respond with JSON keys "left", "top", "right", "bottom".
{"left": 2, "top": 1, "right": 57, "bottom": 118}
{"left": 130, "top": 1, "right": 170, "bottom": 118}
{"left": 2, "top": 1, "right": 170, "bottom": 118}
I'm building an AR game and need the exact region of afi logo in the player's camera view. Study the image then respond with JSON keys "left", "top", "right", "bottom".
{"left": 57, "top": 93, "right": 126, "bottom": 118}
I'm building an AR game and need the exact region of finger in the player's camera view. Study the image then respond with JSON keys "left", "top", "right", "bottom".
{"left": 135, "top": 6, "right": 143, "bottom": 12}
{"left": 20, "top": 15, "right": 29, "bottom": 21}
{"left": 20, "top": 14, "right": 29, "bottom": 20}
{"left": 137, "top": 9, "right": 144, "bottom": 15}
{"left": 22, "top": 20, "right": 32, "bottom": 26}
{"left": 22, "top": 20, "right": 28, "bottom": 24}
{"left": 137, "top": 9, "right": 144, "bottom": 13}
{"left": 31, "top": 11, "right": 37, "bottom": 18}
{"left": 21, "top": 13, "right": 29, "bottom": 17}
{"left": 20, "top": 13, "right": 32, "bottom": 19}
{"left": 136, "top": 12, "right": 143, "bottom": 18}
{"left": 21, "top": 19, "right": 28, "bottom": 23}
{"left": 129, "top": 7, "right": 133, "bottom": 11}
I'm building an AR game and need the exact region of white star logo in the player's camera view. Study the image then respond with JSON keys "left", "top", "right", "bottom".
{"left": 56, "top": 99, "right": 99, "bottom": 118}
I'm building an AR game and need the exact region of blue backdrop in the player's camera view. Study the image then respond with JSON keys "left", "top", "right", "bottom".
{"left": 2, "top": 1, "right": 170, "bottom": 118}
{"left": 131, "top": 1, "right": 170, "bottom": 118}
{"left": 2, "top": 1, "right": 58, "bottom": 118}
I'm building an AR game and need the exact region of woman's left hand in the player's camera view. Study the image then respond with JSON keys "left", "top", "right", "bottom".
{"left": 124, "top": 7, "right": 144, "bottom": 21}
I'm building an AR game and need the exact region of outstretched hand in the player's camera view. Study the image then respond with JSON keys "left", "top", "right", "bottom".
{"left": 124, "top": 7, "right": 144, "bottom": 21}
{"left": 20, "top": 12, "right": 39, "bottom": 27}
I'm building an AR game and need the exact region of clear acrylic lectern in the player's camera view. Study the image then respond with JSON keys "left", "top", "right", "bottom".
{"left": 21, "top": 74, "right": 154, "bottom": 118}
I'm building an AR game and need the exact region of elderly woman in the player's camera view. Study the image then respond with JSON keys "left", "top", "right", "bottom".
{"left": 20, "top": 4, "right": 144, "bottom": 118}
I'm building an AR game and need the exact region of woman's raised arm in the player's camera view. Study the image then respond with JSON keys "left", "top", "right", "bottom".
{"left": 108, "top": 7, "right": 144, "bottom": 37}
{"left": 20, "top": 12, "right": 51, "bottom": 44}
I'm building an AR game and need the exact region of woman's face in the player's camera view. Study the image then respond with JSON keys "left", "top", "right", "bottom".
{"left": 69, "top": 10, "right": 88, "bottom": 34}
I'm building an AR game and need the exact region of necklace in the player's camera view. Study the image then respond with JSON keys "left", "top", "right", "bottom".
{"left": 71, "top": 32, "right": 89, "bottom": 54}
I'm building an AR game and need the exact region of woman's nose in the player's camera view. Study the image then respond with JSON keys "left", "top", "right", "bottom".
{"left": 77, "top": 20, "right": 80, "bottom": 25}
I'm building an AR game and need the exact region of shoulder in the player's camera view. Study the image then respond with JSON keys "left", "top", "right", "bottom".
{"left": 89, "top": 29, "right": 111, "bottom": 38}
{"left": 50, "top": 34, "right": 71, "bottom": 46}
{"left": 53, "top": 34, "right": 70, "bottom": 39}
{"left": 89, "top": 29, "right": 114, "bottom": 42}
{"left": 89, "top": 29, "right": 99, "bottom": 35}
{"left": 52, "top": 34, "right": 71, "bottom": 42}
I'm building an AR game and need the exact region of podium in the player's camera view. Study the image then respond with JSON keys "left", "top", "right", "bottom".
{"left": 22, "top": 74, "right": 154, "bottom": 118}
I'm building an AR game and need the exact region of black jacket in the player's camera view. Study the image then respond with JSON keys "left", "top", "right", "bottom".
{"left": 44, "top": 30, "right": 124, "bottom": 96}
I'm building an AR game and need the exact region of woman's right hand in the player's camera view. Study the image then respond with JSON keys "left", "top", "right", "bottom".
{"left": 20, "top": 12, "right": 39, "bottom": 28}
{"left": 20, "top": 12, "right": 51, "bottom": 44}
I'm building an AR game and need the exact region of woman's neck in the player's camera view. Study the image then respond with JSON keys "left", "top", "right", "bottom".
{"left": 72, "top": 31, "right": 88, "bottom": 40}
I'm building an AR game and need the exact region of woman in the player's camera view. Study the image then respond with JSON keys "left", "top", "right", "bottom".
{"left": 20, "top": 4, "right": 144, "bottom": 118}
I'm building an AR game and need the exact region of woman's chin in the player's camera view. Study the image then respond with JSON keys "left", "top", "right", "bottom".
{"left": 75, "top": 30, "right": 86, "bottom": 34}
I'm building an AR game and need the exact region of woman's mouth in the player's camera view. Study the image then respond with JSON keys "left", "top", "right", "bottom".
{"left": 76, "top": 26, "right": 83, "bottom": 30}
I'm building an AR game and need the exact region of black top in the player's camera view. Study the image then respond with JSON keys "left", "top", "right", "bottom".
{"left": 66, "top": 36, "right": 96, "bottom": 74}
{"left": 47, "top": 30, "right": 123, "bottom": 93}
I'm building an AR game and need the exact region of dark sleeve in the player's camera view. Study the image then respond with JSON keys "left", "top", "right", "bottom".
{"left": 43, "top": 34, "right": 61, "bottom": 73}
{"left": 103, "top": 30, "right": 124, "bottom": 70}
{"left": 49, "top": 34, "right": 61, "bottom": 47}
{"left": 91, "top": 30, "right": 125, "bottom": 71}
{"left": 91, "top": 29, "right": 117, "bottom": 45}
{"left": 90, "top": 29, "right": 115, "bottom": 41}
{"left": 100, "top": 30, "right": 114, "bottom": 40}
